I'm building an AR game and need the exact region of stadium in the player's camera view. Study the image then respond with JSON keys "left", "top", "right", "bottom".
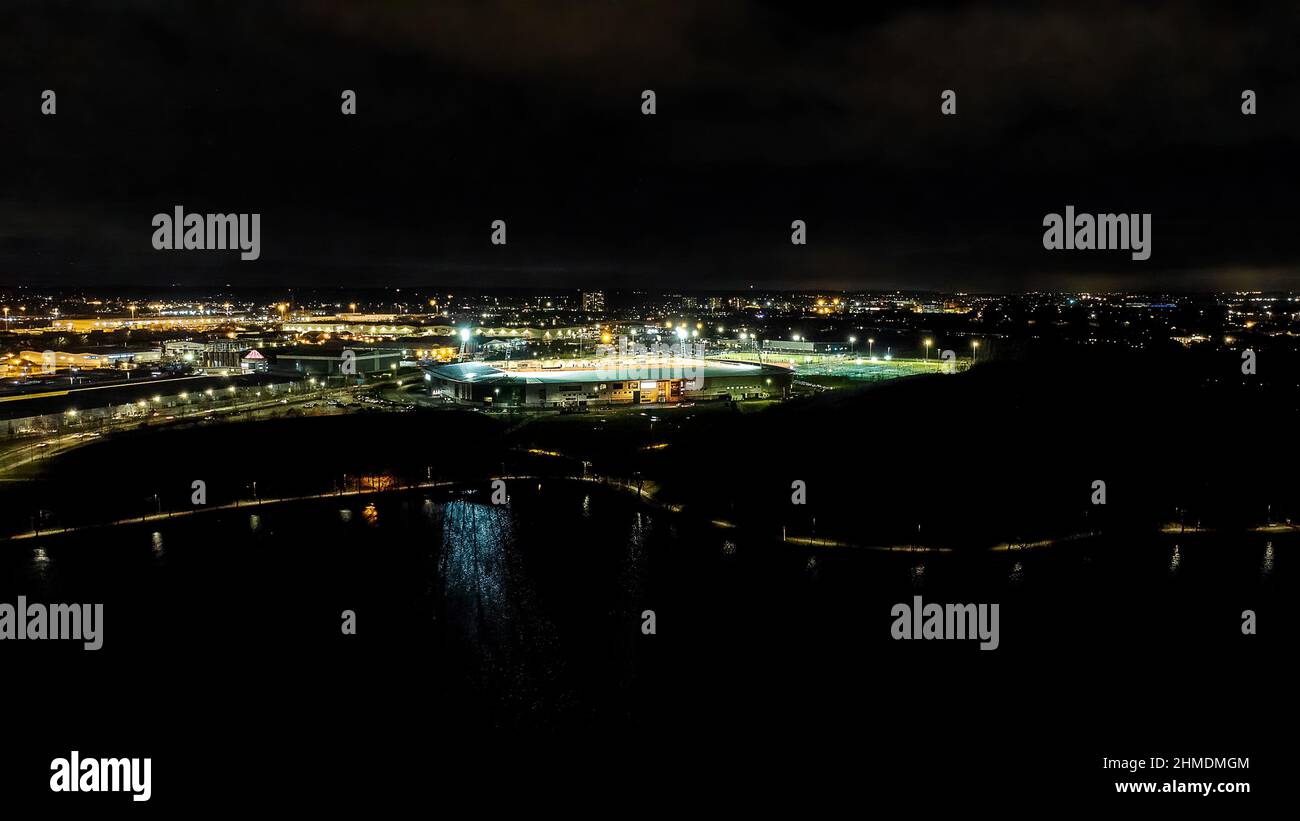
{"left": 424, "top": 358, "right": 793, "bottom": 408}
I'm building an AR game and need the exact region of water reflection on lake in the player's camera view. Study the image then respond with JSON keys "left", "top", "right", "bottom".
{"left": 0, "top": 482, "right": 1289, "bottom": 731}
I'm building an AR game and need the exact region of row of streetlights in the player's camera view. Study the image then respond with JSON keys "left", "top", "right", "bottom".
{"left": 62, "top": 376, "right": 328, "bottom": 423}
{"left": 845, "top": 335, "right": 980, "bottom": 364}
{"left": 750, "top": 330, "right": 985, "bottom": 365}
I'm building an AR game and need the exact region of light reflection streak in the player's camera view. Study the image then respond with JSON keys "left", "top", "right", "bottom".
{"left": 437, "top": 498, "right": 555, "bottom": 716}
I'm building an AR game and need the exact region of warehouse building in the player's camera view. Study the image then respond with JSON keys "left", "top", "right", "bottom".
{"left": 270, "top": 346, "right": 403, "bottom": 376}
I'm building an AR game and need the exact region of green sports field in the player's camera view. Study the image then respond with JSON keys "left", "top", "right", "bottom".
{"left": 710, "top": 351, "right": 963, "bottom": 381}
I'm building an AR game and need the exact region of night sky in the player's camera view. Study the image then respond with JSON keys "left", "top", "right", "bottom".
{"left": 2, "top": 1, "right": 1298, "bottom": 292}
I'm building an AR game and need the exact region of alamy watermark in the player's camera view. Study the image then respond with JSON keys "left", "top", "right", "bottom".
{"left": 891, "top": 595, "right": 999, "bottom": 650}
{"left": 591, "top": 336, "right": 708, "bottom": 383}
{"left": 0, "top": 596, "right": 103, "bottom": 650}
{"left": 50, "top": 751, "right": 150, "bottom": 802}
{"left": 151, "top": 205, "right": 260, "bottom": 260}
{"left": 1043, "top": 205, "right": 1151, "bottom": 260}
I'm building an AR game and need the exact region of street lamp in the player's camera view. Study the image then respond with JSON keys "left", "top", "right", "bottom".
{"left": 849, "top": 335, "right": 856, "bottom": 354}
{"left": 868, "top": 338, "right": 874, "bottom": 358}
{"left": 924, "top": 338, "right": 932, "bottom": 363}
{"left": 971, "top": 339, "right": 979, "bottom": 364}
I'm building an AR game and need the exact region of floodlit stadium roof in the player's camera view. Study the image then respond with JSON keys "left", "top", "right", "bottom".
{"left": 427, "top": 359, "right": 789, "bottom": 385}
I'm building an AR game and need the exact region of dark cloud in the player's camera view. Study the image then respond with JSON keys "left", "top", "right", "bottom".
{"left": 1, "top": 1, "right": 1298, "bottom": 291}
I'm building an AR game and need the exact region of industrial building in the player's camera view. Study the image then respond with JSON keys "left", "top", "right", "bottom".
{"left": 163, "top": 339, "right": 246, "bottom": 369}
{"left": 15, "top": 347, "right": 162, "bottom": 370}
{"left": 270, "top": 346, "right": 403, "bottom": 376}
{"left": 424, "top": 358, "right": 791, "bottom": 408}
{"left": 762, "top": 339, "right": 852, "bottom": 354}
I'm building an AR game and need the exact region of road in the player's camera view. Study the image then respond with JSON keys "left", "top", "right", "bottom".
{"left": 0, "top": 384, "right": 361, "bottom": 476}
{"left": 1, "top": 473, "right": 668, "bottom": 542}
